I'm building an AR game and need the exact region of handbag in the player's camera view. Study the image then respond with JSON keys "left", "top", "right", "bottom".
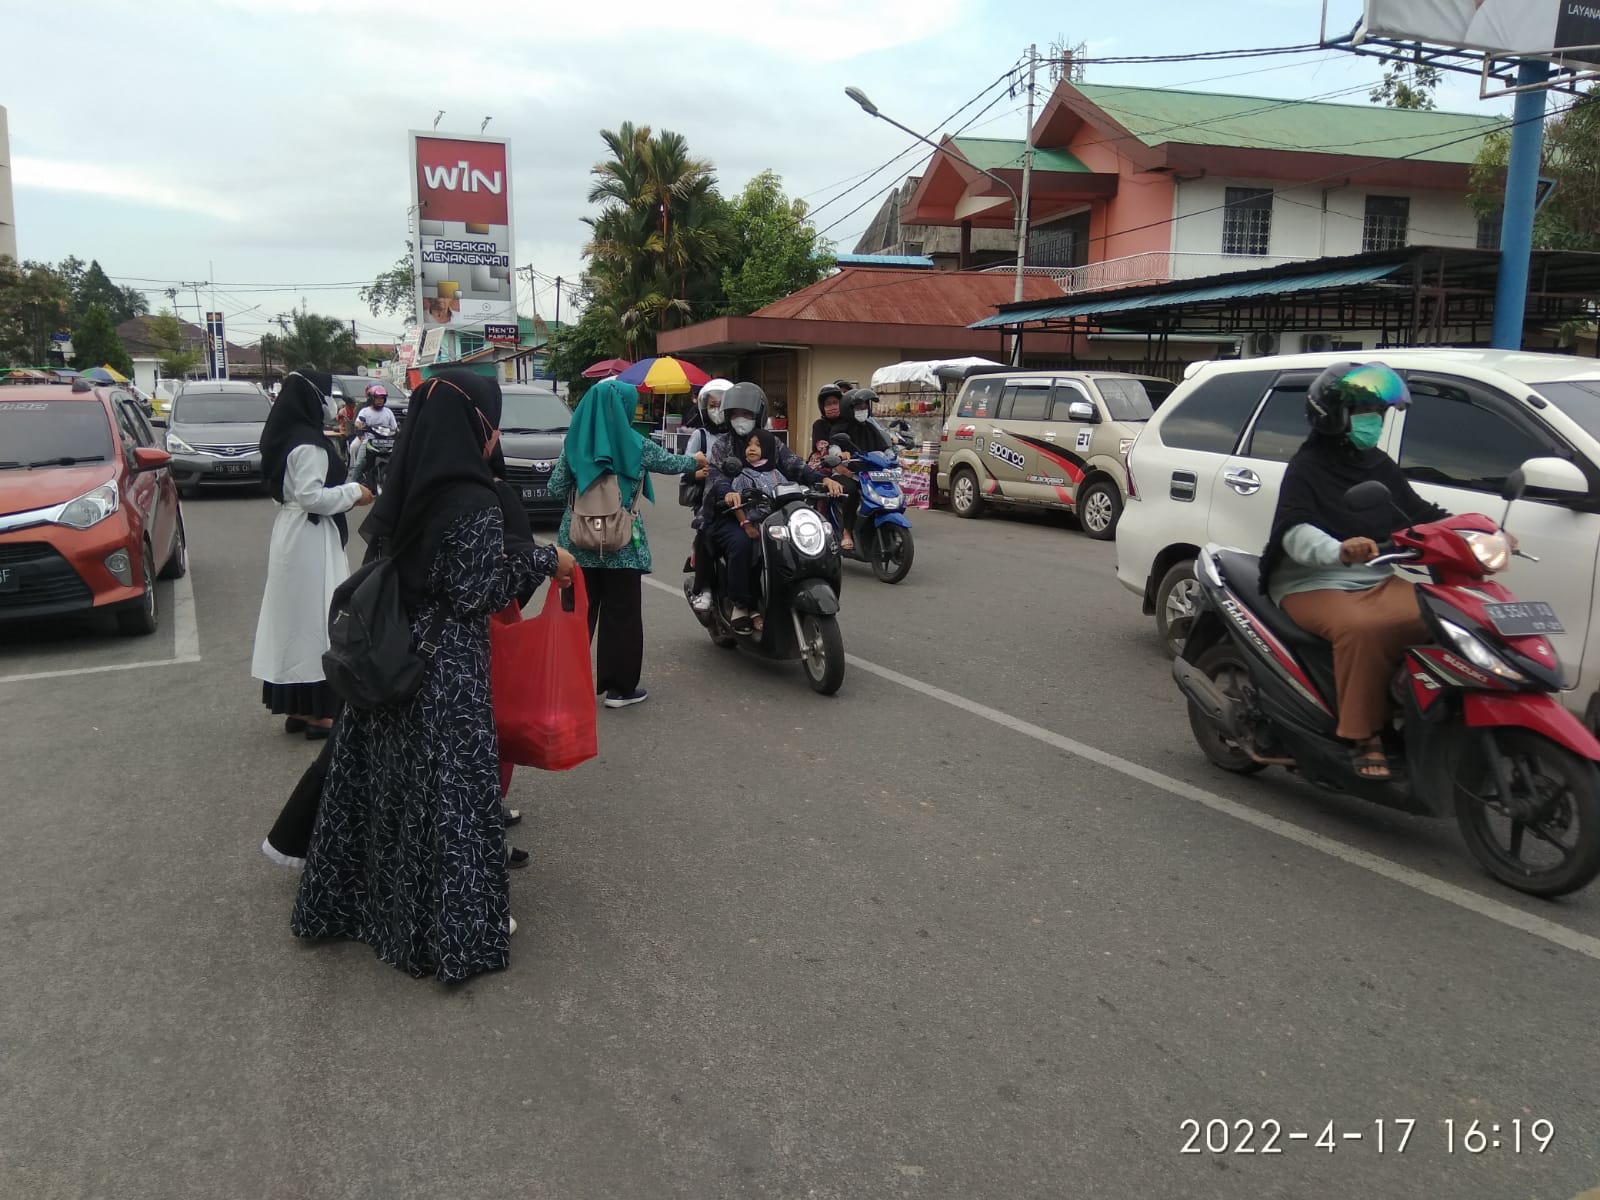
{"left": 490, "top": 570, "right": 597, "bottom": 771}
{"left": 569, "top": 473, "right": 634, "bottom": 554}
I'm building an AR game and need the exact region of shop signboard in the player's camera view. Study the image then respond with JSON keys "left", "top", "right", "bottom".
{"left": 1358, "top": 0, "right": 1600, "bottom": 66}
{"left": 410, "top": 132, "right": 518, "bottom": 339}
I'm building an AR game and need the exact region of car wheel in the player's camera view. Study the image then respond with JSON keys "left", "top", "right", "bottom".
{"left": 950, "top": 467, "right": 984, "bottom": 519}
{"left": 1154, "top": 559, "right": 1201, "bottom": 658}
{"left": 158, "top": 513, "right": 188, "bottom": 580}
{"left": 1077, "top": 480, "right": 1122, "bottom": 541}
{"left": 117, "top": 543, "right": 159, "bottom": 636}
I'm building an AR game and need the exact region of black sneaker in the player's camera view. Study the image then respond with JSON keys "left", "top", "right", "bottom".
{"left": 504, "top": 807, "right": 523, "bottom": 827}
{"left": 507, "top": 846, "right": 530, "bottom": 869}
{"left": 604, "top": 689, "right": 649, "bottom": 709}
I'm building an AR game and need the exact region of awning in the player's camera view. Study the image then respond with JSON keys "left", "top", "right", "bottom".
{"left": 971, "top": 263, "right": 1404, "bottom": 329}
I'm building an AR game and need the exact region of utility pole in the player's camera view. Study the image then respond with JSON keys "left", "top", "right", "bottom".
{"left": 1010, "top": 43, "right": 1039, "bottom": 365}
{"left": 1492, "top": 60, "right": 1552, "bottom": 350}
{"left": 554, "top": 276, "right": 563, "bottom": 328}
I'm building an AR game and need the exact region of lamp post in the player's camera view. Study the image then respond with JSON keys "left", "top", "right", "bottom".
{"left": 845, "top": 86, "right": 1027, "bottom": 304}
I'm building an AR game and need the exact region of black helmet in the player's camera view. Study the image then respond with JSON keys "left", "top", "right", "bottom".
{"left": 846, "top": 387, "right": 877, "bottom": 419}
{"left": 818, "top": 383, "right": 843, "bottom": 403}
{"left": 1305, "top": 361, "right": 1410, "bottom": 437}
{"left": 722, "top": 382, "right": 768, "bottom": 429}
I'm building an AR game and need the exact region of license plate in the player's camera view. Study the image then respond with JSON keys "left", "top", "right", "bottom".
{"left": 215, "top": 461, "right": 253, "bottom": 476}
{"left": 1484, "top": 601, "right": 1565, "bottom": 637}
{"left": 520, "top": 485, "right": 546, "bottom": 501}
{"left": 0, "top": 566, "right": 16, "bottom": 593}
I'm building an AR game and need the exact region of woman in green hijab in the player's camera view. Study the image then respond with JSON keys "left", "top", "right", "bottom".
{"left": 549, "top": 379, "right": 705, "bottom": 708}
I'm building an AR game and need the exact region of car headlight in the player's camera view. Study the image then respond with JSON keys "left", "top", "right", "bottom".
{"left": 788, "top": 508, "right": 827, "bottom": 556}
{"left": 1438, "top": 618, "right": 1527, "bottom": 683}
{"left": 55, "top": 482, "right": 120, "bottom": 530}
{"left": 166, "top": 433, "right": 197, "bottom": 454}
{"left": 1462, "top": 530, "right": 1511, "bottom": 573}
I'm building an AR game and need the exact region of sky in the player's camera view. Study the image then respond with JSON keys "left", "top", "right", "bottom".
{"left": 4, "top": 0, "right": 1516, "bottom": 348}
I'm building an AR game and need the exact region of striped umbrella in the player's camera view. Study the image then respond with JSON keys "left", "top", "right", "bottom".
{"left": 615, "top": 355, "right": 709, "bottom": 395}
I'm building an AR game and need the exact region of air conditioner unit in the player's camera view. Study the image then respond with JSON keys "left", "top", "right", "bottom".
{"left": 1301, "top": 333, "right": 1333, "bottom": 353}
{"left": 1245, "top": 331, "right": 1279, "bottom": 358}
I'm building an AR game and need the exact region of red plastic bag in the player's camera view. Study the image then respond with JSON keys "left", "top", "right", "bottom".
{"left": 490, "top": 571, "right": 597, "bottom": 771}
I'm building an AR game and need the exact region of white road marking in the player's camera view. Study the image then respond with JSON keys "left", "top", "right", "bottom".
{"left": 641, "top": 575, "right": 1600, "bottom": 962}
{"left": 0, "top": 572, "right": 202, "bottom": 685}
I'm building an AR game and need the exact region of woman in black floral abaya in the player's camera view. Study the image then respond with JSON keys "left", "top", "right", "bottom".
{"left": 292, "top": 370, "right": 574, "bottom": 983}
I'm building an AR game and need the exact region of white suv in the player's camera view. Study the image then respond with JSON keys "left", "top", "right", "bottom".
{"left": 1117, "top": 349, "right": 1600, "bottom": 723}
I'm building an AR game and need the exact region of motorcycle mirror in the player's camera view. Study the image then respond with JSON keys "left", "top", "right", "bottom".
{"left": 1343, "top": 479, "right": 1393, "bottom": 511}
{"left": 721, "top": 457, "right": 745, "bottom": 478}
{"left": 821, "top": 454, "right": 842, "bottom": 469}
{"left": 1501, "top": 467, "right": 1526, "bottom": 503}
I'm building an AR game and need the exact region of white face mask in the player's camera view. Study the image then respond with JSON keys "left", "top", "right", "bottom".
{"left": 853, "top": 407, "right": 869, "bottom": 422}
{"left": 707, "top": 403, "right": 725, "bottom": 427}
{"left": 731, "top": 416, "right": 756, "bottom": 436}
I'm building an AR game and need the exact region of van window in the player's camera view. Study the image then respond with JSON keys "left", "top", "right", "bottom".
{"left": 1398, "top": 378, "right": 1555, "bottom": 494}
{"left": 1093, "top": 378, "right": 1156, "bottom": 422}
{"left": 997, "top": 383, "right": 1051, "bottom": 422}
{"left": 958, "top": 377, "right": 1003, "bottom": 418}
{"left": 1050, "top": 382, "right": 1093, "bottom": 421}
{"left": 1158, "top": 370, "right": 1273, "bottom": 455}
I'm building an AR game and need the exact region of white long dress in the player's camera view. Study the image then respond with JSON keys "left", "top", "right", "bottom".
{"left": 251, "top": 444, "right": 364, "bottom": 686}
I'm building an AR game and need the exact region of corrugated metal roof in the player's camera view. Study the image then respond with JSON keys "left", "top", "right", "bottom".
{"left": 756, "top": 267, "right": 1065, "bottom": 327}
{"left": 949, "top": 136, "right": 1089, "bottom": 174}
{"left": 1074, "top": 83, "right": 1504, "bottom": 165}
{"left": 970, "top": 263, "right": 1403, "bottom": 329}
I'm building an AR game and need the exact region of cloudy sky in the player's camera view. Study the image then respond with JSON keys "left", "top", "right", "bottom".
{"left": 5, "top": 0, "right": 1510, "bottom": 346}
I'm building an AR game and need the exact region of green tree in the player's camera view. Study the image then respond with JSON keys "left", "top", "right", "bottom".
{"left": 545, "top": 300, "right": 626, "bottom": 395}
{"left": 272, "top": 307, "right": 360, "bottom": 372}
{"left": 146, "top": 308, "right": 204, "bottom": 379}
{"left": 1470, "top": 86, "right": 1600, "bottom": 251}
{"left": 720, "top": 170, "right": 834, "bottom": 315}
{"left": 0, "top": 256, "right": 71, "bottom": 366}
{"left": 1370, "top": 62, "right": 1441, "bottom": 111}
{"left": 361, "top": 248, "right": 416, "bottom": 322}
{"left": 69, "top": 259, "right": 147, "bottom": 326}
{"left": 71, "top": 303, "right": 134, "bottom": 376}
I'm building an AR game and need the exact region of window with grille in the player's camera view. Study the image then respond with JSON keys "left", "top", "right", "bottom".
{"left": 1221, "top": 188, "right": 1273, "bottom": 257}
{"left": 1477, "top": 211, "right": 1503, "bottom": 250}
{"left": 1363, "top": 195, "right": 1410, "bottom": 252}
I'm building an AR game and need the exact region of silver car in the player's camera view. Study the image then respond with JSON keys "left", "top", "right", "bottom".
{"left": 161, "top": 382, "right": 273, "bottom": 496}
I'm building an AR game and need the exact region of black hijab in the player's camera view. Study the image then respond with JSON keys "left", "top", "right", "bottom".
{"left": 1259, "top": 431, "right": 1448, "bottom": 595}
{"left": 260, "top": 369, "right": 347, "bottom": 543}
{"left": 361, "top": 369, "right": 504, "bottom": 601}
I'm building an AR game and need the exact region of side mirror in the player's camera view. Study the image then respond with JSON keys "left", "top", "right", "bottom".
{"left": 132, "top": 447, "right": 172, "bottom": 473}
{"left": 1067, "top": 400, "right": 1098, "bottom": 423}
{"left": 1518, "top": 456, "right": 1588, "bottom": 497}
{"left": 721, "top": 457, "right": 745, "bottom": 478}
{"left": 821, "top": 454, "right": 842, "bottom": 469}
{"left": 151, "top": 417, "right": 168, "bottom": 429}
{"left": 1344, "top": 479, "right": 1393, "bottom": 510}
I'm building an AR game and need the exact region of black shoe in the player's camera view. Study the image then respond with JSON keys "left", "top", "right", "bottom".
{"left": 305, "top": 724, "right": 332, "bottom": 741}
{"left": 284, "top": 717, "right": 308, "bottom": 734}
{"left": 504, "top": 807, "right": 523, "bottom": 827}
{"left": 508, "top": 846, "right": 530, "bottom": 869}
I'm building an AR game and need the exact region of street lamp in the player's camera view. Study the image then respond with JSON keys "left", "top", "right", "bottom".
{"left": 845, "top": 86, "right": 1027, "bottom": 304}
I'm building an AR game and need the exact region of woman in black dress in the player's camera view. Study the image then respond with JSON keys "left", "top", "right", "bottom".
{"left": 291, "top": 370, "right": 574, "bottom": 983}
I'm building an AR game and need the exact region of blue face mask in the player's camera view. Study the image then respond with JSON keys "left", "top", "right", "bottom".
{"left": 1348, "top": 412, "right": 1384, "bottom": 450}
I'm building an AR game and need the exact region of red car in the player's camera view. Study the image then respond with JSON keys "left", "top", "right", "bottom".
{"left": 0, "top": 383, "right": 186, "bottom": 635}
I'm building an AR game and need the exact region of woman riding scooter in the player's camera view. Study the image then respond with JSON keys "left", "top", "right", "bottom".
{"left": 685, "top": 378, "right": 733, "bottom": 613}
{"left": 828, "top": 388, "right": 893, "bottom": 550}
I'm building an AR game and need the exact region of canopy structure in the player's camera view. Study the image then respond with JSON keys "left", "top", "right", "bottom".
{"left": 870, "top": 357, "right": 1003, "bottom": 390}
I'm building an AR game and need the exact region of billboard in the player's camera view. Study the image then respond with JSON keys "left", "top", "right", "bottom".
{"left": 409, "top": 132, "right": 518, "bottom": 339}
{"left": 1359, "top": 1, "right": 1600, "bottom": 65}
{"left": 204, "top": 311, "right": 228, "bottom": 379}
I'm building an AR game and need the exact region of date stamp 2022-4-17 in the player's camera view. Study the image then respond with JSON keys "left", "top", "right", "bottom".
{"left": 1180, "top": 1117, "right": 1555, "bottom": 1157}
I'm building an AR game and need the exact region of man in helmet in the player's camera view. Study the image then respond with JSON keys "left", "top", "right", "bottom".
{"left": 1259, "top": 362, "right": 1451, "bottom": 781}
{"left": 349, "top": 382, "right": 398, "bottom": 484}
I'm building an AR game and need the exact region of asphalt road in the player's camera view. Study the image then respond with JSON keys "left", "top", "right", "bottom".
{"left": 4, "top": 491, "right": 1600, "bottom": 1200}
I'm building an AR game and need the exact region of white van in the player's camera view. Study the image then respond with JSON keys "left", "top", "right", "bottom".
{"left": 1116, "top": 350, "right": 1600, "bottom": 726}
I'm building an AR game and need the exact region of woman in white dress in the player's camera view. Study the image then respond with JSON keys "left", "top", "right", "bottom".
{"left": 252, "top": 370, "right": 373, "bottom": 738}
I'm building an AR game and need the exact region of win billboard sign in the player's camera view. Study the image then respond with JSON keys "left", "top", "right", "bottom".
{"left": 409, "top": 132, "right": 518, "bottom": 342}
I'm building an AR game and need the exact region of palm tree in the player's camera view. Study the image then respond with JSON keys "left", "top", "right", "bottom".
{"left": 273, "top": 308, "right": 360, "bottom": 372}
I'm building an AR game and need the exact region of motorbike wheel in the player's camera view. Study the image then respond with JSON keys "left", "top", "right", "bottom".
{"left": 870, "top": 525, "right": 915, "bottom": 584}
{"left": 799, "top": 613, "right": 845, "bottom": 695}
{"left": 1186, "top": 644, "right": 1266, "bottom": 775}
{"left": 1454, "top": 728, "right": 1600, "bottom": 897}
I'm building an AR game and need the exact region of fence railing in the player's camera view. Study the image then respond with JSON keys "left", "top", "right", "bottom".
{"left": 982, "top": 252, "right": 1310, "bottom": 295}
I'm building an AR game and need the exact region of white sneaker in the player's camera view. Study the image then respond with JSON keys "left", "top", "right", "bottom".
{"left": 690, "top": 591, "right": 712, "bottom": 613}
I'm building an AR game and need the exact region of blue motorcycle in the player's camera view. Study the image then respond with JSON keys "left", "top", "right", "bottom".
{"left": 824, "top": 438, "right": 915, "bottom": 584}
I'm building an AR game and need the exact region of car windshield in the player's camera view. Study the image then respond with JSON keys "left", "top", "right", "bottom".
{"left": 174, "top": 395, "right": 272, "bottom": 423}
{"left": 1529, "top": 379, "right": 1600, "bottom": 441}
{"left": 500, "top": 390, "right": 571, "bottom": 432}
{"left": 0, "top": 400, "right": 113, "bottom": 468}
{"left": 1094, "top": 378, "right": 1158, "bottom": 422}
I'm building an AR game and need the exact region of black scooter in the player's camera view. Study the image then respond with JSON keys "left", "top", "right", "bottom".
{"left": 684, "top": 457, "right": 847, "bottom": 694}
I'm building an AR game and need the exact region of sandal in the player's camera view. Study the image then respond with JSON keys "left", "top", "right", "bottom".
{"left": 1351, "top": 739, "right": 1392, "bottom": 781}
{"left": 731, "top": 615, "right": 756, "bottom": 635}
{"left": 840, "top": 532, "right": 855, "bottom": 551}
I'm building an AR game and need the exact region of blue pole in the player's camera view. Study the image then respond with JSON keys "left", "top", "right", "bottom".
{"left": 1491, "top": 59, "right": 1552, "bottom": 350}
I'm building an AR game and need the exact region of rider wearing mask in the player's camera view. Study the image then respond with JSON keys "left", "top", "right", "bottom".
{"left": 810, "top": 384, "right": 848, "bottom": 466}
{"left": 685, "top": 378, "right": 733, "bottom": 612}
{"left": 1260, "top": 362, "right": 1451, "bottom": 781}
{"left": 827, "top": 387, "right": 892, "bottom": 548}
{"left": 350, "top": 383, "right": 398, "bottom": 483}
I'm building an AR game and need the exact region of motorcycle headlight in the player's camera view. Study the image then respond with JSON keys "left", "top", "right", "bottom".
{"left": 55, "top": 482, "right": 120, "bottom": 530}
{"left": 1438, "top": 618, "right": 1528, "bottom": 683}
{"left": 788, "top": 508, "right": 827, "bottom": 557}
{"left": 1462, "top": 530, "right": 1511, "bottom": 573}
{"left": 878, "top": 494, "right": 902, "bottom": 510}
{"left": 166, "top": 434, "right": 197, "bottom": 455}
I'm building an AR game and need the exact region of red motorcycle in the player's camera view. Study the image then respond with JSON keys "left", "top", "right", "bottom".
{"left": 1174, "top": 465, "right": 1600, "bottom": 897}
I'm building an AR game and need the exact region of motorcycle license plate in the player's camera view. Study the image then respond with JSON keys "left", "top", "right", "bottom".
{"left": 215, "top": 461, "right": 253, "bottom": 476}
{"left": 1483, "top": 601, "right": 1565, "bottom": 637}
{"left": 520, "top": 485, "right": 546, "bottom": 501}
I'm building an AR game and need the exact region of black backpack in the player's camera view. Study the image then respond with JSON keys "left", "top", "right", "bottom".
{"left": 322, "top": 530, "right": 443, "bottom": 710}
